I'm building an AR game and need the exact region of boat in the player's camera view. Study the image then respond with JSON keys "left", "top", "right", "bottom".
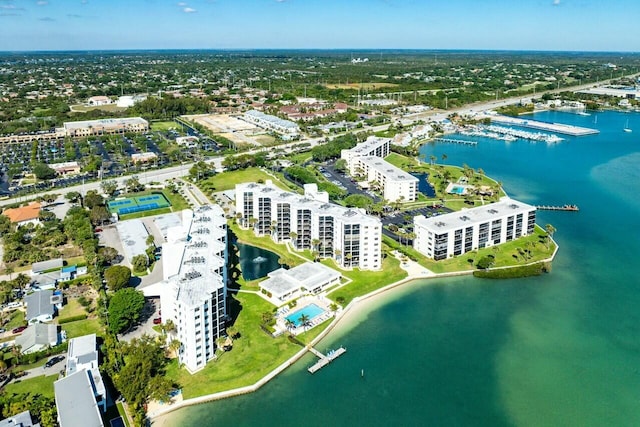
{"left": 624, "top": 119, "right": 632, "bottom": 133}
{"left": 577, "top": 111, "right": 590, "bottom": 116}
{"left": 252, "top": 256, "right": 268, "bottom": 263}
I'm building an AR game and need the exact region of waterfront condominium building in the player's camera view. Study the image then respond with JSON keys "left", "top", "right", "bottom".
{"left": 340, "top": 136, "right": 391, "bottom": 170}
{"left": 236, "top": 181, "right": 382, "bottom": 271}
{"left": 349, "top": 156, "right": 418, "bottom": 202}
{"left": 413, "top": 198, "right": 537, "bottom": 260}
{"left": 159, "top": 205, "right": 228, "bottom": 373}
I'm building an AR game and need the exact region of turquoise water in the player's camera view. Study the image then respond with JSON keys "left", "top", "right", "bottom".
{"left": 285, "top": 304, "right": 325, "bottom": 327}
{"left": 160, "top": 110, "right": 640, "bottom": 427}
{"left": 450, "top": 185, "right": 465, "bottom": 194}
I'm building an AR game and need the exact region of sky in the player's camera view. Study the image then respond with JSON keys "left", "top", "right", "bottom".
{"left": 0, "top": 0, "right": 638, "bottom": 52}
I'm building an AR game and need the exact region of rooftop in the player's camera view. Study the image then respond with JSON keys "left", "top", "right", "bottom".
{"left": 261, "top": 262, "right": 340, "bottom": 299}
{"left": 66, "top": 333, "right": 98, "bottom": 376}
{"left": 2, "top": 202, "right": 41, "bottom": 223}
{"left": 54, "top": 370, "right": 104, "bottom": 427}
{"left": 357, "top": 156, "right": 419, "bottom": 183}
{"left": 15, "top": 323, "right": 57, "bottom": 350}
{"left": 244, "top": 109, "right": 300, "bottom": 130}
{"left": 24, "top": 290, "right": 55, "bottom": 320}
{"left": 0, "top": 410, "right": 39, "bottom": 427}
{"left": 345, "top": 136, "right": 390, "bottom": 155}
{"left": 63, "top": 116, "right": 148, "bottom": 130}
{"left": 115, "top": 219, "right": 149, "bottom": 265}
{"left": 414, "top": 198, "right": 536, "bottom": 233}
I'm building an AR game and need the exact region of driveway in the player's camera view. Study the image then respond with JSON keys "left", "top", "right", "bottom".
{"left": 98, "top": 225, "right": 126, "bottom": 266}
{"left": 10, "top": 355, "right": 66, "bottom": 384}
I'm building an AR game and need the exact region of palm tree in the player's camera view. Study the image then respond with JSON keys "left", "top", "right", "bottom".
{"left": 298, "top": 313, "right": 310, "bottom": 331}
{"left": 285, "top": 319, "right": 296, "bottom": 331}
{"left": 334, "top": 249, "right": 341, "bottom": 262}
{"left": 289, "top": 231, "right": 298, "bottom": 247}
{"left": 311, "top": 238, "right": 321, "bottom": 253}
{"left": 441, "top": 153, "right": 448, "bottom": 163}
{"left": 429, "top": 155, "right": 436, "bottom": 165}
{"left": 545, "top": 224, "right": 556, "bottom": 240}
{"left": 168, "top": 339, "right": 181, "bottom": 358}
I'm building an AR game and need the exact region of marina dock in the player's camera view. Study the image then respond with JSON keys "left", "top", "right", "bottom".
{"left": 433, "top": 137, "right": 478, "bottom": 146}
{"left": 491, "top": 115, "right": 599, "bottom": 136}
{"left": 308, "top": 346, "right": 347, "bottom": 374}
{"left": 536, "top": 204, "right": 579, "bottom": 211}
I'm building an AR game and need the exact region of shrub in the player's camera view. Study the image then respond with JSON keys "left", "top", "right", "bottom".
{"left": 58, "top": 314, "right": 88, "bottom": 324}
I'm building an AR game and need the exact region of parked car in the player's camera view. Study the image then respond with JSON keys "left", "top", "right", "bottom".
{"left": 12, "top": 326, "right": 27, "bottom": 334}
{"left": 153, "top": 317, "right": 162, "bottom": 325}
{"left": 0, "top": 328, "right": 5, "bottom": 334}
{"left": 45, "top": 355, "right": 64, "bottom": 368}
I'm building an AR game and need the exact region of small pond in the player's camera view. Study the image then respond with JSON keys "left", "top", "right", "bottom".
{"left": 235, "top": 242, "right": 281, "bottom": 281}
{"left": 410, "top": 172, "right": 436, "bottom": 197}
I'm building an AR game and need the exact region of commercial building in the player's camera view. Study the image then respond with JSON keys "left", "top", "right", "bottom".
{"left": 115, "top": 219, "right": 149, "bottom": 267}
{"left": 116, "top": 94, "right": 147, "bottom": 108}
{"left": 2, "top": 202, "right": 41, "bottom": 227}
{"left": 349, "top": 156, "right": 418, "bottom": 202}
{"left": 63, "top": 117, "right": 149, "bottom": 138}
{"left": 131, "top": 151, "right": 158, "bottom": 164}
{"left": 49, "top": 161, "right": 81, "bottom": 175}
{"left": 259, "top": 262, "right": 341, "bottom": 303}
{"left": 236, "top": 181, "right": 382, "bottom": 271}
{"left": 55, "top": 333, "right": 106, "bottom": 427}
{"left": 340, "top": 136, "right": 391, "bottom": 170}
{"left": 413, "top": 198, "right": 537, "bottom": 260}
{"left": 159, "top": 206, "right": 228, "bottom": 373}
{"left": 242, "top": 110, "right": 300, "bottom": 135}
{"left": 87, "top": 96, "right": 112, "bottom": 106}
{"left": 0, "top": 410, "right": 39, "bottom": 427}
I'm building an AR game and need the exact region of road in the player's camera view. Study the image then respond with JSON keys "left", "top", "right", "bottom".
{"left": 1, "top": 73, "right": 636, "bottom": 210}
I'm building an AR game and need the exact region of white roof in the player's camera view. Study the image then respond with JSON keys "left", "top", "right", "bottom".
{"left": 357, "top": 156, "right": 419, "bottom": 183}
{"left": 63, "top": 117, "right": 147, "bottom": 130}
{"left": 414, "top": 198, "right": 536, "bottom": 234}
{"left": 244, "top": 110, "right": 299, "bottom": 130}
{"left": 344, "top": 136, "right": 390, "bottom": 155}
{"left": 260, "top": 262, "right": 340, "bottom": 298}
{"left": 54, "top": 370, "right": 104, "bottom": 427}
{"left": 115, "top": 219, "right": 149, "bottom": 264}
{"left": 67, "top": 333, "right": 98, "bottom": 376}
{"left": 153, "top": 213, "right": 182, "bottom": 240}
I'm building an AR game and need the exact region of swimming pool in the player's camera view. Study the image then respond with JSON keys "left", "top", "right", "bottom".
{"left": 286, "top": 304, "right": 325, "bottom": 327}
{"left": 450, "top": 186, "right": 465, "bottom": 194}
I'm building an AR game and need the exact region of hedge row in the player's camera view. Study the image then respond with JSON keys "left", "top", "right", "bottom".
{"left": 473, "top": 262, "right": 551, "bottom": 279}
{"left": 58, "top": 314, "right": 88, "bottom": 324}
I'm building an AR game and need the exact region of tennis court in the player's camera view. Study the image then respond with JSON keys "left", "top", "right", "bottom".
{"left": 108, "top": 193, "right": 171, "bottom": 215}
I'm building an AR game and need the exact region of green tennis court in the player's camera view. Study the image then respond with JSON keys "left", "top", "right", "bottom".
{"left": 108, "top": 193, "right": 171, "bottom": 215}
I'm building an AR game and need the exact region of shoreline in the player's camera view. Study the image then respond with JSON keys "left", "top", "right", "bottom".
{"left": 149, "top": 244, "right": 558, "bottom": 424}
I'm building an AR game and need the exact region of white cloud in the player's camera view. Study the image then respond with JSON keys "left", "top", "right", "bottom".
{"left": 37, "top": 1, "right": 49, "bottom": 5}
{"left": 177, "top": 2, "right": 187, "bottom": 6}
{"left": 183, "top": 7, "right": 196, "bottom": 13}
{"left": 553, "top": 0, "right": 560, "bottom": 5}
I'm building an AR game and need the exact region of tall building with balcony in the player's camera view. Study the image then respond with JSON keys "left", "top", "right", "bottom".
{"left": 236, "top": 181, "right": 382, "bottom": 270}
{"left": 159, "top": 206, "right": 228, "bottom": 373}
{"left": 413, "top": 198, "right": 537, "bottom": 260}
{"left": 349, "top": 156, "right": 418, "bottom": 202}
{"left": 340, "top": 136, "right": 391, "bottom": 170}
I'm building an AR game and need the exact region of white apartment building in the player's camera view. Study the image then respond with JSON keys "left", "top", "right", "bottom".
{"left": 340, "top": 136, "right": 390, "bottom": 170}
{"left": 159, "top": 206, "right": 228, "bottom": 373}
{"left": 242, "top": 110, "right": 300, "bottom": 135}
{"left": 350, "top": 156, "right": 418, "bottom": 202}
{"left": 236, "top": 181, "right": 382, "bottom": 271}
{"left": 413, "top": 198, "right": 537, "bottom": 260}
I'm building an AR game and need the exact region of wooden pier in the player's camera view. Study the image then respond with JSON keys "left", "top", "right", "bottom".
{"left": 536, "top": 204, "right": 579, "bottom": 212}
{"left": 432, "top": 138, "right": 478, "bottom": 146}
{"left": 307, "top": 346, "right": 347, "bottom": 374}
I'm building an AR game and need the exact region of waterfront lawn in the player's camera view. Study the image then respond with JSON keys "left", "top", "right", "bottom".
{"left": 327, "top": 255, "right": 408, "bottom": 306}
{"left": 5, "top": 374, "right": 56, "bottom": 398}
{"left": 200, "top": 168, "right": 289, "bottom": 193}
{"left": 62, "top": 318, "right": 104, "bottom": 339}
{"left": 297, "top": 318, "right": 332, "bottom": 345}
{"left": 165, "top": 293, "right": 300, "bottom": 399}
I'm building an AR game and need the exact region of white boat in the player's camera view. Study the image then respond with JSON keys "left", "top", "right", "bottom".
{"left": 624, "top": 119, "right": 632, "bottom": 133}
{"left": 577, "top": 111, "right": 590, "bottom": 116}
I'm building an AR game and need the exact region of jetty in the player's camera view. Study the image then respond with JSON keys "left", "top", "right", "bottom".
{"left": 536, "top": 204, "right": 579, "bottom": 212}
{"left": 491, "top": 115, "right": 599, "bottom": 136}
{"left": 432, "top": 137, "right": 478, "bottom": 146}
{"left": 308, "top": 346, "right": 347, "bottom": 374}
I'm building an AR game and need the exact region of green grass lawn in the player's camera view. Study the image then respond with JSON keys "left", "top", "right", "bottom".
{"left": 327, "top": 255, "right": 408, "bottom": 306}
{"left": 5, "top": 374, "right": 57, "bottom": 398}
{"left": 199, "top": 168, "right": 289, "bottom": 193}
{"left": 4, "top": 310, "right": 26, "bottom": 329}
{"left": 150, "top": 121, "right": 178, "bottom": 132}
{"left": 62, "top": 318, "right": 104, "bottom": 339}
{"left": 58, "top": 298, "right": 88, "bottom": 321}
{"left": 165, "top": 292, "right": 300, "bottom": 399}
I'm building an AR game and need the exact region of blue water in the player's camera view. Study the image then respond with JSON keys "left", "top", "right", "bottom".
{"left": 285, "top": 304, "right": 325, "bottom": 327}
{"left": 161, "top": 110, "right": 640, "bottom": 427}
{"left": 235, "top": 242, "right": 281, "bottom": 281}
{"left": 450, "top": 185, "right": 465, "bottom": 194}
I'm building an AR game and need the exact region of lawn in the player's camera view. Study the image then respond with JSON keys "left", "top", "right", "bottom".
{"left": 150, "top": 121, "right": 178, "bottom": 132}
{"left": 165, "top": 292, "right": 300, "bottom": 398}
{"left": 199, "top": 168, "right": 289, "bottom": 193}
{"left": 119, "top": 207, "right": 172, "bottom": 220}
{"left": 4, "top": 310, "right": 26, "bottom": 329}
{"left": 62, "top": 318, "right": 104, "bottom": 339}
{"left": 4, "top": 374, "right": 57, "bottom": 398}
{"left": 57, "top": 298, "right": 88, "bottom": 321}
{"left": 327, "top": 255, "right": 408, "bottom": 306}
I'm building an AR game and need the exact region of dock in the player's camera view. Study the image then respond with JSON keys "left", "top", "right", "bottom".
{"left": 491, "top": 115, "right": 599, "bottom": 136}
{"left": 536, "top": 204, "right": 579, "bottom": 212}
{"left": 432, "top": 137, "right": 478, "bottom": 146}
{"left": 307, "top": 346, "right": 347, "bottom": 374}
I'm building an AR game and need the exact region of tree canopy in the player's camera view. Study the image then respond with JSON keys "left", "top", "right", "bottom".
{"left": 104, "top": 265, "right": 131, "bottom": 291}
{"left": 108, "top": 288, "right": 145, "bottom": 334}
